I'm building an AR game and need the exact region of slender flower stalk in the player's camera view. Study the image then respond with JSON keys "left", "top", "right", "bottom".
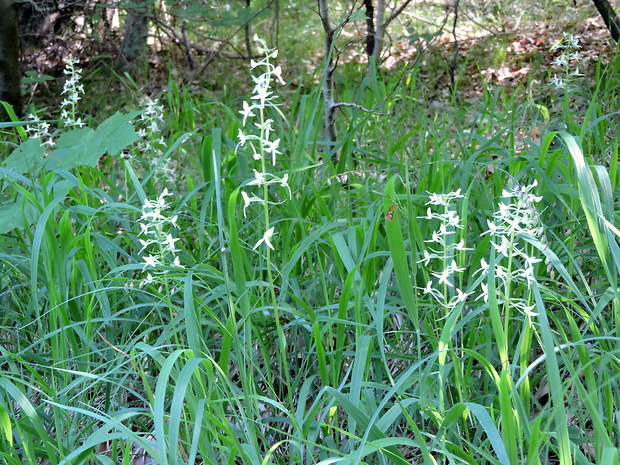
{"left": 60, "top": 56, "right": 86, "bottom": 128}
{"left": 25, "top": 56, "right": 87, "bottom": 147}
{"left": 236, "top": 35, "right": 289, "bottom": 251}
{"left": 549, "top": 32, "right": 583, "bottom": 92}
{"left": 137, "top": 188, "right": 184, "bottom": 288}
{"left": 234, "top": 35, "right": 294, "bottom": 405}
{"left": 136, "top": 97, "right": 176, "bottom": 181}
{"left": 418, "top": 189, "right": 470, "bottom": 311}
{"left": 418, "top": 181, "right": 546, "bottom": 317}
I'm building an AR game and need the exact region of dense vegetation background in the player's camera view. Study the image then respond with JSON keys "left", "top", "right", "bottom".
{"left": 2, "top": 1, "right": 620, "bottom": 464}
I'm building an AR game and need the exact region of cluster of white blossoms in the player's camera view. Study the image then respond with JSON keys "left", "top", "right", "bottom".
{"left": 25, "top": 116, "right": 55, "bottom": 149}
{"left": 419, "top": 181, "right": 546, "bottom": 317}
{"left": 26, "top": 56, "right": 85, "bottom": 147}
{"left": 419, "top": 189, "right": 473, "bottom": 310}
{"left": 476, "top": 181, "right": 545, "bottom": 316}
{"left": 136, "top": 97, "right": 176, "bottom": 180}
{"left": 237, "top": 35, "right": 290, "bottom": 251}
{"left": 60, "top": 56, "right": 86, "bottom": 128}
{"left": 550, "top": 32, "right": 584, "bottom": 91}
{"left": 137, "top": 188, "right": 184, "bottom": 286}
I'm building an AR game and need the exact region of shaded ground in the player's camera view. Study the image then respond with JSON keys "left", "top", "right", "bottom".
{"left": 17, "top": 2, "right": 619, "bottom": 117}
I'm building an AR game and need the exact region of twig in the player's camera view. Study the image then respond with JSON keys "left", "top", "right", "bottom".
{"left": 332, "top": 101, "right": 396, "bottom": 116}
{"left": 448, "top": 0, "right": 460, "bottom": 93}
{"left": 181, "top": 22, "right": 195, "bottom": 71}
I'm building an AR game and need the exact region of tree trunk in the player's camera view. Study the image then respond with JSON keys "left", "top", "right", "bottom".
{"left": 591, "top": 0, "right": 620, "bottom": 42}
{"left": 120, "top": 1, "right": 150, "bottom": 76}
{"left": 363, "top": 0, "right": 375, "bottom": 57}
{"left": 245, "top": 0, "right": 252, "bottom": 59}
{"left": 318, "top": 0, "right": 338, "bottom": 161}
{"left": 0, "top": 0, "right": 21, "bottom": 119}
{"left": 372, "top": 0, "right": 385, "bottom": 61}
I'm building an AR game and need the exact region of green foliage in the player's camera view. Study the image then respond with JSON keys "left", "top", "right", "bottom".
{"left": 2, "top": 40, "right": 620, "bottom": 465}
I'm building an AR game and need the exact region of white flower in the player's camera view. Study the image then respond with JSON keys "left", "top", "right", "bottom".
{"left": 273, "top": 65, "right": 285, "bottom": 85}
{"left": 236, "top": 129, "right": 248, "bottom": 149}
{"left": 521, "top": 303, "right": 538, "bottom": 317}
{"left": 426, "top": 229, "right": 444, "bottom": 245}
{"left": 445, "top": 210, "right": 462, "bottom": 228}
{"left": 552, "top": 55, "right": 569, "bottom": 68}
{"left": 447, "top": 259, "right": 465, "bottom": 274}
{"left": 438, "top": 223, "right": 454, "bottom": 237}
{"left": 239, "top": 101, "right": 256, "bottom": 125}
{"left": 280, "top": 173, "right": 292, "bottom": 199}
{"left": 264, "top": 138, "right": 281, "bottom": 164}
{"left": 422, "top": 280, "right": 443, "bottom": 301}
{"left": 60, "top": 56, "right": 85, "bottom": 127}
{"left": 241, "top": 191, "right": 263, "bottom": 217}
{"left": 455, "top": 239, "right": 472, "bottom": 251}
{"left": 479, "top": 258, "right": 489, "bottom": 274}
{"left": 417, "top": 250, "right": 435, "bottom": 266}
{"left": 477, "top": 282, "right": 489, "bottom": 303}
{"left": 562, "top": 32, "right": 580, "bottom": 49}
{"left": 455, "top": 288, "right": 471, "bottom": 302}
{"left": 247, "top": 169, "right": 266, "bottom": 187}
{"left": 420, "top": 207, "right": 434, "bottom": 220}
{"left": 143, "top": 254, "right": 160, "bottom": 269}
{"left": 432, "top": 267, "right": 454, "bottom": 287}
{"left": 427, "top": 193, "right": 444, "bottom": 206}
{"left": 163, "top": 234, "right": 180, "bottom": 253}
{"left": 254, "top": 227, "right": 276, "bottom": 250}
{"left": 492, "top": 235, "right": 512, "bottom": 257}
{"left": 550, "top": 74, "right": 566, "bottom": 90}
{"left": 139, "top": 238, "right": 154, "bottom": 253}
{"left": 426, "top": 189, "right": 463, "bottom": 206}
{"left": 251, "top": 85, "right": 273, "bottom": 103}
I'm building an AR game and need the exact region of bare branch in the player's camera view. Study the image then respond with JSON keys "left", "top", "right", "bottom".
{"left": 384, "top": 0, "right": 414, "bottom": 29}
{"left": 332, "top": 101, "right": 396, "bottom": 117}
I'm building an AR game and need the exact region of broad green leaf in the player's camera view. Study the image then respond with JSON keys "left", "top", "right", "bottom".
{"left": 3, "top": 138, "right": 46, "bottom": 174}
{"left": 0, "top": 193, "right": 46, "bottom": 234}
{"left": 46, "top": 127, "right": 101, "bottom": 169}
{"left": 0, "top": 201, "right": 26, "bottom": 233}
{"left": 93, "top": 111, "right": 140, "bottom": 155}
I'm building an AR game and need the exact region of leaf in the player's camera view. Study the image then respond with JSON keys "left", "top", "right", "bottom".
{"left": 93, "top": 111, "right": 140, "bottom": 155}
{"left": 211, "top": 7, "right": 268, "bottom": 27}
{"left": 0, "top": 202, "right": 24, "bottom": 234}
{"left": 0, "top": 401, "right": 12, "bottom": 446}
{"left": 22, "top": 71, "right": 54, "bottom": 84}
{"left": 46, "top": 128, "right": 102, "bottom": 170}
{"left": 2, "top": 138, "right": 47, "bottom": 174}
{"left": 348, "top": 9, "right": 368, "bottom": 22}
{"left": 0, "top": 179, "right": 73, "bottom": 234}
{"left": 0, "top": 102, "right": 27, "bottom": 140}
{"left": 4, "top": 111, "right": 138, "bottom": 174}
{"left": 463, "top": 402, "right": 511, "bottom": 465}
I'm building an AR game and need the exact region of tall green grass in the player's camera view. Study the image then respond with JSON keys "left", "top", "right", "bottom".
{"left": 2, "top": 48, "right": 620, "bottom": 465}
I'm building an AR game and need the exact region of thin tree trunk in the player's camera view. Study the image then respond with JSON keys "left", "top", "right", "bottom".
{"left": 244, "top": 0, "right": 252, "bottom": 59}
{"left": 372, "top": 0, "right": 385, "bottom": 61}
{"left": 318, "top": 0, "right": 338, "bottom": 160}
{"left": 363, "top": 0, "right": 375, "bottom": 57}
{"left": 448, "top": 0, "right": 460, "bottom": 92}
{"left": 591, "top": 0, "right": 620, "bottom": 42}
{"left": 120, "top": 1, "right": 150, "bottom": 75}
{"left": 0, "top": 0, "right": 21, "bottom": 119}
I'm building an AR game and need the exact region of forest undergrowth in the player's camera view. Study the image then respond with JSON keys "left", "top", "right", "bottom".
{"left": 1, "top": 27, "right": 620, "bottom": 465}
